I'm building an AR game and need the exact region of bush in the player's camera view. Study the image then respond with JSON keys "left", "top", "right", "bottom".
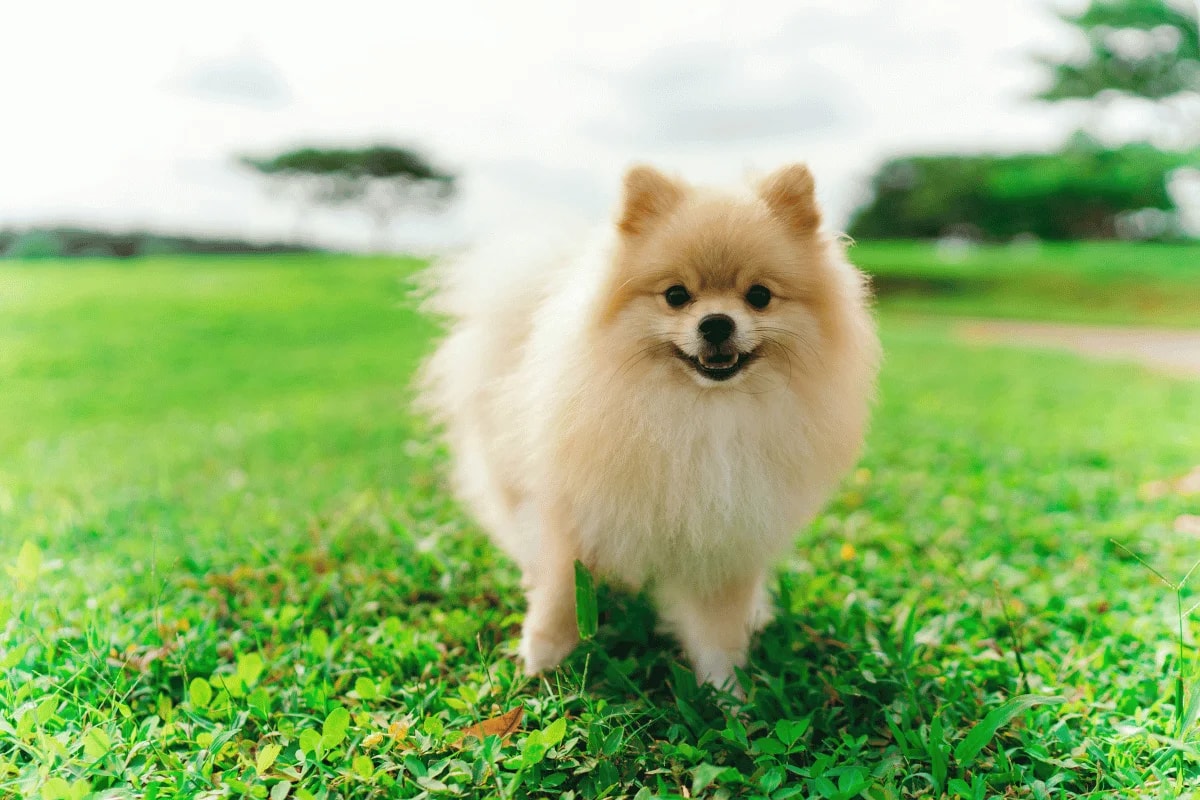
{"left": 0, "top": 228, "right": 320, "bottom": 259}
{"left": 847, "top": 139, "right": 1199, "bottom": 241}
{"left": 3, "top": 230, "right": 66, "bottom": 259}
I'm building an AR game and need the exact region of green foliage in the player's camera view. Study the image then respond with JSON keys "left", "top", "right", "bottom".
{"left": 242, "top": 145, "right": 455, "bottom": 186}
{"left": 0, "top": 227, "right": 315, "bottom": 259}
{"left": 2, "top": 230, "right": 64, "bottom": 259}
{"left": 1036, "top": 0, "right": 1200, "bottom": 102}
{"left": 954, "top": 695, "right": 1066, "bottom": 768}
{"left": 847, "top": 141, "right": 1199, "bottom": 241}
{"left": 2, "top": 254, "right": 1200, "bottom": 796}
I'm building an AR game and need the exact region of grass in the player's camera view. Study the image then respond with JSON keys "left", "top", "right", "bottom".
{"left": 852, "top": 240, "right": 1200, "bottom": 328}
{"left": 2, "top": 253, "right": 1200, "bottom": 798}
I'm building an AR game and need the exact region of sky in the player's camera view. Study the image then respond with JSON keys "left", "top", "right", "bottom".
{"left": 0, "top": 0, "right": 1141, "bottom": 251}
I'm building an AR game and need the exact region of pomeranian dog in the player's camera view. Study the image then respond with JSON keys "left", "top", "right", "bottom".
{"left": 419, "top": 163, "right": 880, "bottom": 692}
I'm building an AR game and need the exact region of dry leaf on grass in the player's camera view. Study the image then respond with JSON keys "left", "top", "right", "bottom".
{"left": 1139, "top": 480, "right": 1171, "bottom": 500}
{"left": 1175, "top": 514, "right": 1200, "bottom": 535}
{"left": 1179, "top": 467, "right": 1200, "bottom": 496}
{"left": 1140, "top": 466, "right": 1200, "bottom": 500}
{"left": 458, "top": 705, "right": 525, "bottom": 746}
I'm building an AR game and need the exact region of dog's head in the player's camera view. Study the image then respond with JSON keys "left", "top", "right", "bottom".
{"left": 598, "top": 163, "right": 838, "bottom": 389}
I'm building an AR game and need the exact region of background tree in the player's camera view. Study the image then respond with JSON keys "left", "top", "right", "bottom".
{"left": 847, "top": 140, "right": 1198, "bottom": 241}
{"left": 0, "top": 228, "right": 314, "bottom": 259}
{"left": 239, "top": 145, "right": 457, "bottom": 251}
{"left": 1035, "top": 0, "right": 1200, "bottom": 144}
{"left": 848, "top": 1, "right": 1199, "bottom": 242}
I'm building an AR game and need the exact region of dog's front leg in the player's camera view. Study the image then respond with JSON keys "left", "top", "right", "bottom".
{"left": 655, "top": 572, "right": 771, "bottom": 696}
{"left": 518, "top": 503, "right": 581, "bottom": 675}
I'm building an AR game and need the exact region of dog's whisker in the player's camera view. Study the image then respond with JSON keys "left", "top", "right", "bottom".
{"left": 615, "top": 340, "right": 675, "bottom": 377}
{"left": 760, "top": 329, "right": 819, "bottom": 362}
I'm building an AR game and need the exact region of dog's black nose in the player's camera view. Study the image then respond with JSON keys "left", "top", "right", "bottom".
{"left": 698, "top": 314, "right": 735, "bottom": 344}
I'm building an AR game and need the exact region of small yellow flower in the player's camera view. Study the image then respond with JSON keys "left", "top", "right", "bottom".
{"left": 840, "top": 542, "right": 857, "bottom": 562}
{"left": 363, "top": 732, "right": 384, "bottom": 748}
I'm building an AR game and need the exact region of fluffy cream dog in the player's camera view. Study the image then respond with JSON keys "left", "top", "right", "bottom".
{"left": 420, "top": 163, "right": 880, "bottom": 691}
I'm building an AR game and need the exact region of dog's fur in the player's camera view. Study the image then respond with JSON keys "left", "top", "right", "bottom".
{"left": 419, "top": 163, "right": 880, "bottom": 690}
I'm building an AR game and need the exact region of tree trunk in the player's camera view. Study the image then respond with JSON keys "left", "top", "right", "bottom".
{"left": 369, "top": 204, "right": 394, "bottom": 254}
{"left": 292, "top": 203, "right": 311, "bottom": 245}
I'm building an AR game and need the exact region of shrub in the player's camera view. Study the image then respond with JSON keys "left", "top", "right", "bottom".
{"left": 847, "top": 139, "right": 1199, "bottom": 241}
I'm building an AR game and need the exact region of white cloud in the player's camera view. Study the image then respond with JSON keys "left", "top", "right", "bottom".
{"left": 169, "top": 44, "right": 292, "bottom": 109}
{"left": 588, "top": 41, "right": 853, "bottom": 146}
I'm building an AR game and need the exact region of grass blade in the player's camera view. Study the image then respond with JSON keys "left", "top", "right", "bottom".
{"left": 1109, "top": 539, "right": 1176, "bottom": 590}
{"left": 955, "top": 695, "right": 1065, "bottom": 768}
{"left": 574, "top": 560, "right": 598, "bottom": 640}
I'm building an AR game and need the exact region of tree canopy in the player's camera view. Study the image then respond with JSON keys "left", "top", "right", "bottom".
{"left": 1036, "top": 0, "right": 1199, "bottom": 103}
{"left": 847, "top": 141, "right": 1198, "bottom": 241}
{"left": 241, "top": 146, "right": 456, "bottom": 188}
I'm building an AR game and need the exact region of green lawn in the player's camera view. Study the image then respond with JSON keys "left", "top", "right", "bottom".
{"left": 2, "top": 254, "right": 1200, "bottom": 798}
{"left": 854, "top": 240, "right": 1200, "bottom": 327}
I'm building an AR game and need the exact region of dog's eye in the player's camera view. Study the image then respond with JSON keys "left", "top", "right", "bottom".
{"left": 746, "top": 285, "right": 771, "bottom": 309}
{"left": 664, "top": 285, "right": 691, "bottom": 307}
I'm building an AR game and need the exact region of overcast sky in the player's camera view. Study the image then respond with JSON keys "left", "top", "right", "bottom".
{"left": 1, "top": 0, "right": 1102, "bottom": 250}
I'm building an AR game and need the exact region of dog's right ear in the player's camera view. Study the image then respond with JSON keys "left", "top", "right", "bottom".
{"left": 617, "top": 165, "right": 684, "bottom": 236}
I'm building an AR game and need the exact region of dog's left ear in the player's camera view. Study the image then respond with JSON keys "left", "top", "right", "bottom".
{"left": 759, "top": 164, "right": 821, "bottom": 235}
{"left": 617, "top": 165, "right": 685, "bottom": 236}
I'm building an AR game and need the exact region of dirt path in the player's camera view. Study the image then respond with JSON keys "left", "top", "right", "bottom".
{"left": 958, "top": 319, "right": 1200, "bottom": 379}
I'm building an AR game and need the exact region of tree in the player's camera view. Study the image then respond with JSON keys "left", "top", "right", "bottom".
{"left": 846, "top": 141, "right": 1199, "bottom": 241}
{"left": 3, "top": 230, "right": 64, "bottom": 259}
{"left": 239, "top": 145, "right": 457, "bottom": 251}
{"left": 1035, "top": 0, "right": 1200, "bottom": 143}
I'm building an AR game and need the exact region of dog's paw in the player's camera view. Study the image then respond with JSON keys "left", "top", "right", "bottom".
{"left": 692, "top": 650, "right": 746, "bottom": 699}
{"left": 519, "top": 627, "right": 578, "bottom": 676}
{"left": 706, "top": 672, "right": 746, "bottom": 702}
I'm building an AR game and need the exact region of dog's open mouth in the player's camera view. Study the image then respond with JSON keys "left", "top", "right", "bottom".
{"left": 673, "top": 346, "right": 759, "bottom": 382}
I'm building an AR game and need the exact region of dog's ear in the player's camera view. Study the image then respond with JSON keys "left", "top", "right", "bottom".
{"left": 617, "top": 165, "right": 684, "bottom": 236}
{"left": 759, "top": 163, "right": 821, "bottom": 235}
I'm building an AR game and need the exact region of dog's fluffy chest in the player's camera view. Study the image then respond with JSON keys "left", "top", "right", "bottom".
{"left": 558, "top": 387, "right": 809, "bottom": 588}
